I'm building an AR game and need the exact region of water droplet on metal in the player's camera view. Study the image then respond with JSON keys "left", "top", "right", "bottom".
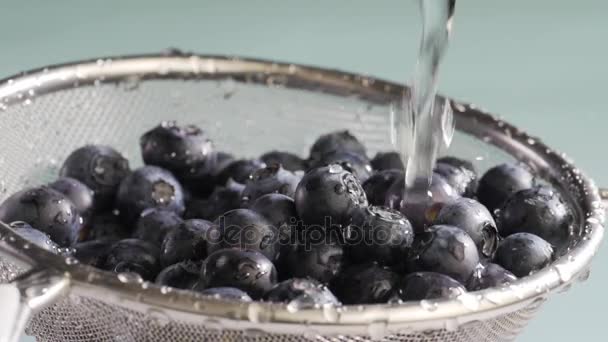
{"left": 117, "top": 272, "right": 143, "bottom": 284}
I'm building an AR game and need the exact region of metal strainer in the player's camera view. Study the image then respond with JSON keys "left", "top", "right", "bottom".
{"left": 0, "top": 54, "right": 604, "bottom": 342}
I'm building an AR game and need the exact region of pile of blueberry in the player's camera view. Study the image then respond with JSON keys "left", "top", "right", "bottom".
{"left": 0, "top": 122, "right": 574, "bottom": 306}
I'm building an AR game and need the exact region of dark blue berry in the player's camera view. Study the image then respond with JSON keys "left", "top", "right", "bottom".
{"left": 362, "top": 169, "right": 404, "bottom": 206}
{"left": 133, "top": 208, "right": 183, "bottom": 246}
{"left": 477, "top": 163, "right": 534, "bottom": 212}
{"left": 87, "top": 211, "right": 130, "bottom": 241}
{"left": 330, "top": 263, "right": 399, "bottom": 304}
{"left": 434, "top": 157, "right": 478, "bottom": 197}
{"left": 160, "top": 219, "right": 212, "bottom": 267}
{"left": 309, "top": 130, "right": 367, "bottom": 165}
{"left": 494, "top": 233, "right": 553, "bottom": 277}
{"left": 104, "top": 238, "right": 161, "bottom": 281}
{"left": 398, "top": 272, "right": 465, "bottom": 301}
{"left": 309, "top": 151, "right": 372, "bottom": 182}
{"left": 8, "top": 221, "right": 59, "bottom": 253}
{"left": 260, "top": 151, "right": 307, "bottom": 172}
{"left": 184, "top": 180, "right": 244, "bottom": 221}
{"left": 408, "top": 225, "right": 480, "bottom": 283}
{"left": 497, "top": 186, "right": 574, "bottom": 251}
{"left": 435, "top": 198, "right": 498, "bottom": 258}
{"left": 216, "top": 159, "right": 265, "bottom": 186}
{"left": 73, "top": 239, "right": 114, "bottom": 266}
{"left": 201, "top": 248, "right": 277, "bottom": 299}
{"left": 59, "top": 145, "right": 130, "bottom": 209}
{"left": 155, "top": 260, "right": 202, "bottom": 290}
{"left": 295, "top": 164, "right": 367, "bottom": 227}
{"left": 370, "top": 152, "right": 404, "bottom": 171}
{"left": 345, "top": 206, "right": 414, "bottom": 266}
{"left": 0, "top": 186, "right": 83, "bottom": 246}
{"left": 49, "top": 177, "right": 95, "bottom": 224}
{"left": 241, "top": 164, "right": 301, "bottom": 205}
{"left": 264, "top": 278, "right": 340, "bottom": 307}
{"left": 467, "top": 262, "right": 517, "bottom": 291}
{"left": 116, "top": 166, "right": 185, "bottom": 223}
{"left": 280, "top": 233, "right": 344, "bottom": 284}
{"left": 198, "top": 287, "right": 252, "bottom": 302}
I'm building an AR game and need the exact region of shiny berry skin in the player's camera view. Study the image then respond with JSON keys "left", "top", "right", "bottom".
{"left": 496, "top": 186, "right": 574, "bottom": 251}
{"left": 198, "top": 287, "right": 252, "bottom": 302}
{"left": 8, "top": 221, "right": 59, "bottom": 254}
{"left": 116, "top": 166, "right": 185, "bottom": 223}
{"left": 434, "top": 198, "right": 498, "bottom": 258}
{"left": 434, "top": 156, "right": 478, "bottom": 198}
{"left": 133, "top": 208, "right": 183, "bottom": 246}
{"left": 104, "top": 238, "right": 161, "bottom": 281}
{"left": 264, "top": 278, "right": 340, "bottom": 307}
{"left": 494, "top": 233, "right": 553, "bottom": 277}
{"left": 59, "top": 145, "right": 130, "bottom": 209}
{"left": 179, "top": 151, "right": 235, "bottom": 197}
{"left": 309, "top": 130, "right": 367, "bottom": 165}
{"left": 295, "top": 164, "right": 367, "bottom": 227}
{"left": 280, "top": 233, "right": 344, "bottom": 284}
{"left": 309, "top": 150, "right": 372, "bottom": 182}
{"left": 155, "top": 260, "right": 202, "bottom": 290}
{"left": 477, "top": 163, "right": 534, "bottom": 212}
{"left": 0, "top": 186, "right": 83, "bottom": 246}
{"left": 49, "top": 177, "right": 95, "bottom": 224}
{"left": 260, "top": 151, "right": 307, "bottom": 172}
{"left": 241, "top": 164, "right": 301, "bottom": 205}
{"left": 345, "top": 206, "right": 414, "bottom": 266}
{"left": 362, "top": 169, "right": 404, "bottom": 206}
{"left": 88, "top": 211, "right": 130, "bottom": 241}
{"left": 370, "top": 152, "right": 404, "bottom": 171}
{"left": 330, "top": 263, "right": 399, "bottom": 304}
{"left": 184, "top": 180, "right": 244, "bottom": 221}
{"left": 207, "top": 209, "right": 279, "bottom": 261}
{"left": 467, "top": 262, "right": 517, "bottom": 291}
{"left": 73, "top": 239, "right": 115, "bottom": 266}
{"left": 408, "top": 225, "right": 480, "bottom": 283}
{"left": 398, "top": 272, "right": 465, "bottom": 301}
{"left": 216, "top": 159, "right": 265, "bottom": 186}
{"left": 201, "top": 248, "right": 277, "bottom": 299}
{"left": 160, "top": 219, "right": 213, "bottom": 267}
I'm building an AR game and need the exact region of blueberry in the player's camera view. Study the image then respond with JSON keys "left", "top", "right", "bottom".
{"left": 330, "top": 263, "right": 399, "bottom": 304}
{"left": 207, "top": 209, "right": 279, "bottom": 261}
{"left": 295, "top": 164, "right": 367, "bottom": 227}
{"left": 434, "top": 157, "right": 478, "bottom": 197}
{"left": 260, "top": 151, "right": 307, "bottom": 172}
{"left": 8, "top": 221, "right": 59, "bottom": 254}
{"left": 362, "top": 169, "right": 404, "bottom": 206}
{"left": 264, "top": 278, "right": 340, "bottom": 307}
{"left": 155, "top": 260, "right": 202, "bottom": 290}
{"left": 49, "top": 177, "right": 95, "bottom": 224}
{"left": 179, "top": 151, "right": 236, "bottom": 197}
{"left": 309, "top": 151, "right": 372, "bottom": 182}
{"left": 184, "top": 180, "right": 244, "bottom": 221}
{"left": 198, "top": 287, "right": 252, "bottom": 302}
{"left": 160, "top": 219, "right": 213, "bottom": 267}
{"left": 408, "top": 225, "right": 480, "bottom": 283}
{"left": 201, "top": 248, "right": 277, "bottom": 299}
{"left": 59, "top": 145, "right": 130, "bottom": 209}
{"left": 309, "top": 130, "right": 367, "bottom": 164}
{"left": 494, "top": 233, "right": 553, "bottom": 277}
{"left": 88, "top": 211, "right": 130, "bottom": 241}
{"left": 116, "top": 166, "right": 185, "bottom": 223}
{"left": 104, "top": 238, "right": 161, "bottom": 280}
{"left": 241, "top": 164, "right": 301, "bottom": 205}
{"left": 434, "top": 198, "right": 498, "bottom": 258}
{"left": 133, "top": 208, "right": 183, "bottom": 246}
{"left": 477, "top": 163, "right": 534, "bottom": 212}
{"left": 345, "top": 206, "right": 414, "bottom": 266}
{"left": 467, "top": 262, "right": 517, "bottom": 291}
{"left": 496, "top": 186, "right": 574, "bottom": 250}
{"left": 73, "top": 239, "right": 114, "bottom": 266}
{"left": 397, "top": 272, "right": 465, "bottom": 301}
{"left": 0, "top": 186, "right": 83, "bottom": 246}
{"left": 386, "top": 173, "right": 459, "bottom": 231}
{"left": 215, "top": 159, "right": 265, "bottom": 186}
{"left": 280, "top": 233, "right": 344, "bottom": 284}
{"left": 370, "top": 152, "right": 404, "bottom": 171}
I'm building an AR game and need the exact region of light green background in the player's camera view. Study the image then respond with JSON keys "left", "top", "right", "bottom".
{"left": 1, "top": 1, "right": 606, "bottom": 341}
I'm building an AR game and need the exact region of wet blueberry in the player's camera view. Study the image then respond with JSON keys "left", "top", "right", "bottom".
{"left": 467, "top": 262, "right": 517, "bottom": 291}
{"left": 160, "top": 219, "right": 213, "bottom": 267}
{"left": 49, "top": 177, "right": 95, "bottom": 224}
{"left": 133, "top": 208, "right": 183, "bottom": 246}
{"left": 179, "top": 151, "right": 236, "bottom": 197}
{"left": 362, "top": 169, "right": 404, "bottom": 206}
{"left": 0, "top": 186, "right": 83, "bottom": 246}
{"left": 330, "top": 263, "right": 399, "bottom": 304}
{"left": 408, "top": 225, "right": 480, "bottom": 283}
{"left": 345, "top": 206, "right": 414, "bottom": 266}
{"left": 185, "top": 183, "right": 243, "bottom": 222}
{"left": 477, "top": 163, "right": 534, "bottom": 212}
{"left": 201, "top": 248, "right": 277, "bottom": 299}
{"left": 260, "top": 151, "right": 307, "bottom": 172}
{"left": 309, "top": 150, "right": 372, "bottom": 182}
{"left": 280, "top": 233, "right": 344, "bottom": 284}
{"left": 434, "top": 156, "right": 478, "bottom": 197}
{"left": 397, "top": 272, "right": 465, "bottom": 301}
{"left": 241, "top": 164, "right": 301, "bottom": 205}
{"left": 434, "top": 198, "right": 498, "bottom": 258}
{"left": 198, "top": 287, "right": 252, "bottom": 302}
{"left": 8, "top": 221, "right": 59, "bottom": 253}
{"left": 264, "top": 278, "right": 340, "bottom": 307}
{"left": 104, "top": 238, "right": 161, "bottom": 280}
{"left": 116, "top": 166, "right": 185, "bottom": 223}
{"left": 207, "top": 209, "right": 279, "bottom": 261}
{"left": 496, "top": 186, "right": 574, "bottom": 251}
{"left": 73, "top": 239, "right": 114, "bottom": 266}
{"left": 370, "top": 152, "right": 404, "bottom": 171}
{"left": 59, "top": 145, "right": 130, "bottom": 209}
{"left": 155, "top": 260, "right": 202, "bottom": 290}
{"left": 88, "top": 211, "right": 130, "bottom": 241}
{"left": 295, "top": 164, "right": 367, "bottom": 227}
{"left": 494, "top": 232, "right": 553, "bottom": 277}
{"left": 215, "top": 159, "right": 265, "bottom": 186}
{"left": 309, "top": 130, "right": 367, "bottom": 165}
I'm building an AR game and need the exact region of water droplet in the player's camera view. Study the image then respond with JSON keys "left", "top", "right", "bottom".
{"left": 117, "top": 272, "right": 143, "bottom": 284}
{"left": 419, "top": 300, "right": 438, "bottom": 312}
{"left": 328, "top": 164, "right": 343, "bottom": 174}
{"left": 160, "top": 286, "right": 172, "bottom": 294}
{"left": 64, "top": 256, "right": 79, "bottom": 265}
{"left": 553, "top": 264, "right": 572, "bottom": 283}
